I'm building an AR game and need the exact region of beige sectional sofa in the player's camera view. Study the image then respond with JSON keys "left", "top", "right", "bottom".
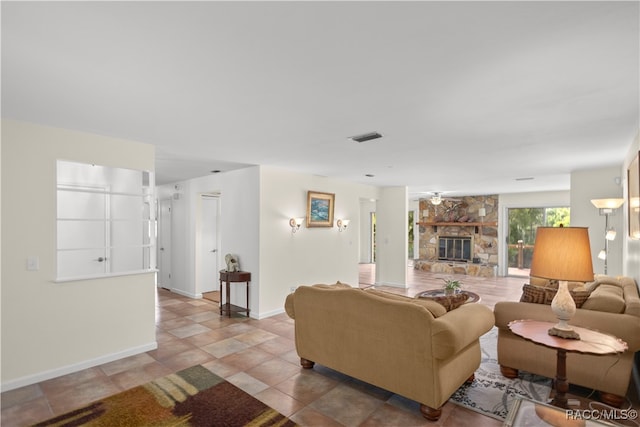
{"left": 494, "top": 275, "right": 640, "bottom": 407}
{"left": 284, "top": 283, "right": 494, "bottom": 421}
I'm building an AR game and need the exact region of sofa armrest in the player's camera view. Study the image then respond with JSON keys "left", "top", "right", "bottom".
{"left": 494, "top": 301, "right": 557, "bottom": 328}
{"left": 431, "top": 304, "right": 494, "bottom": 359}
{"left": 494, "top": 301, "right": 640, "bottom": 351}
{"left": 285, "top": 293, "right": 295, "bottom": 319}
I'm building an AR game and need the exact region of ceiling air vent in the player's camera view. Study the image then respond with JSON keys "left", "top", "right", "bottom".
{"left": 349, "top": 132, "right": 383, "bottom": 143}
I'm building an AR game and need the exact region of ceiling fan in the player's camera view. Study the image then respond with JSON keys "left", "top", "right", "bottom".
{"left": 425, "top": 192, "right": 462, "bottom": 206}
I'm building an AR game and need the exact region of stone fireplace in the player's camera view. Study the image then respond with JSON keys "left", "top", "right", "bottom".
{"left": 415, "top": 194, "right": 499, "bottom": 277}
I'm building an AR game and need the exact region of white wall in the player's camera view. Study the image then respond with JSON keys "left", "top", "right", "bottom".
{"left": 1, "top": 120, "right": 157, "bottom": 391}
{"left": 571, "top": 166, "right": 626, "bottom": 276}
{"left": 156, "top": 167, "right": 259, "bottom": 305}
{"left": 159, "top": 166, "right": 378, "bottom": 318}
{"left": 375, "top": 187, "right": 408, "bottom": 287}
{"left": 258, "top": 167, "right": 378, "bottom": 317}
{"left": 623, "top": 132, "right": 640, "bottom": 282}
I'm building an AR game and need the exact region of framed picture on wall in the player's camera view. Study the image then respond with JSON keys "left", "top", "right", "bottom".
{"left": 629, "top": 151, "right": 639, "bottom": 239}
{"left": 306, "top": 191, "right": 335, "bottom": 227}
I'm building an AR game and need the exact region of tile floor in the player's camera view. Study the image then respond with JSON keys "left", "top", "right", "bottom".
{"left": 1, "top": 265, "right": 637, "bottom": 426}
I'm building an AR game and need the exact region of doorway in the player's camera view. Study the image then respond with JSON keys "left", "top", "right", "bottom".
{"left": 157, "top": 198, "right": 172, "bottom": 289}
{"left": 198, "top": 194, "right": 220, "bottom": 294}
{"left": 506, "top": 206, "right": 570, "bottom": 276}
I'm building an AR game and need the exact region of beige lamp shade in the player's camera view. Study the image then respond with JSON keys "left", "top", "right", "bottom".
{"left": 529, "top": 226, "right": 594, "bottom": 282}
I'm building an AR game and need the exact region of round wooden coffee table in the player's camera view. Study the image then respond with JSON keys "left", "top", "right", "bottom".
{"left": 508, "top": 319, "right": 627, "bottom": 409}
{"left": 416, "top": 289, "right": 480, "bottom": 303}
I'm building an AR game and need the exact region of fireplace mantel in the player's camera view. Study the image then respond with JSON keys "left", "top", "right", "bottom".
{"left": 417, "top": 221, "right": 497, "bottom": 227}
{"left": 417, "top": 221, "right": 497, "bottom": 233}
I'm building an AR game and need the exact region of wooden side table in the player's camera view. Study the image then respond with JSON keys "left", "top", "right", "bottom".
{"left": 219, "top": 270, "right": 251, "bottom": 318}
{"left": 508, "top": 319, "right": 627, "bottom": 409}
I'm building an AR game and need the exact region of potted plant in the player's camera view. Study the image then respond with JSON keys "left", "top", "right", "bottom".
{"left": 442, "top": 278, "right": 462, "bottom": 296}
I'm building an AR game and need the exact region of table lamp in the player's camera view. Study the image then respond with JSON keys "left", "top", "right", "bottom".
{"left": 529, "top": 226, "right": 594, "bottom": 340}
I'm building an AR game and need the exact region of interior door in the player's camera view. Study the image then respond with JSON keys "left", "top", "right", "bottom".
{"left": 200, "top": 195, "right": 219, "bottom": 293}
{"left": 158, "top": 198, "right": 172, "bottom": 289}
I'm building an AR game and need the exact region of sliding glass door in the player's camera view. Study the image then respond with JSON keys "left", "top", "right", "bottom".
{"left": 506, "top": 207, "right": 570, "bottom": 276}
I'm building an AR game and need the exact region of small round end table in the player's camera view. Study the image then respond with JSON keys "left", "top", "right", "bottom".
{"left": 508, "top": 319, "right": 627, "bottom": 409}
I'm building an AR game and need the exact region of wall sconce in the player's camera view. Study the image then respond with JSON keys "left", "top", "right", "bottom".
{"left": 590, "top": 198, "right": 624, "bottom": 274}
{"left": 289, "top": 217, "right": 303, "bottom": 234}
{"left": 336, "top": 219, "right": 350, "bottom": 232}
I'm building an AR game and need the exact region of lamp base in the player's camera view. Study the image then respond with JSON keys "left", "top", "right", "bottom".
{"left": 548, "top": 326, "right": 580, "bottom": 340}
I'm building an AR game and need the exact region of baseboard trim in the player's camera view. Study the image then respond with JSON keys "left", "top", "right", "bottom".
{"left": 170, "top": 287, "right": 200, "bottom": 299}
{"left": 375, "top": 281, "right": 408, "bottom": 288}
{"left": 257, "top": 307, "right": 285, "bottom": 319}
{"left": 1, "top": 341, "right": 158, "bottom": 393}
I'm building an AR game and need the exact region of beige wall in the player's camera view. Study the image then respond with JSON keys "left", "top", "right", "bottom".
{"left": 258, "top": 166, "right": 378, "bottom": 316}
{"left": 623, "top": 131, "right": 640, "bottom": 282}
{"left": 1, "top": 120, "right": 156, "bottom": 391}
{"left": 157, "top": 165, "right": 379, "bottom": 318}
{"left": 375, "top": 187, "right": 408, "bottom": 287}
{"left": 571, "top": 166, "right": 626, "bottom": 277}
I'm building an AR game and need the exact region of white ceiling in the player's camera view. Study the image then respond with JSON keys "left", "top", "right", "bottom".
{"left": 2, "top": 1, "right": 639, "bottom": 199}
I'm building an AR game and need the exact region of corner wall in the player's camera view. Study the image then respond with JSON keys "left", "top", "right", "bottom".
{"left": 158, "top": 166, "right": 378, "bottom": 318}
{"left": 375, "top": 187, "right": 408, "bottom": 287}
{"left": 623, "top": 132, "right": 640, "bottom": 282}
{"left": 571, "top": 166, "right": 626, "bottom": 276}
{"left": 258, "top": 167, "right": 378, "bottom": 317}
{"left": 1, "top": 120, "right": 157, "bottom": 391}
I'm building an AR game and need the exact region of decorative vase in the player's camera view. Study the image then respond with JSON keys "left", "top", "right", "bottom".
{"left": 444, "top": 288, "right": 455, "bottom": 296}
{"left": 549, "top": 281, "right": 579, "bottom": 339}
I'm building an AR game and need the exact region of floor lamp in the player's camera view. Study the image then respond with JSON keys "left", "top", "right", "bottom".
{"left": 590, "top": 198, "right": 624, "bottom": 275}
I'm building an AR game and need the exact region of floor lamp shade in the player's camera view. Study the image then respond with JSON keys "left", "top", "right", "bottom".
{"left": 530, "top": 227, "right": 594, "bottom": 339}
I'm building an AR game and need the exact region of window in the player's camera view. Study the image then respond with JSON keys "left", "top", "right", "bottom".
{"left": 56, "top": 160, "right": 154, "bottom": 281}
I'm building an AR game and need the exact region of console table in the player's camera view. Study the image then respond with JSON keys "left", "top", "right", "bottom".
{"left": 508, "top": 319, "right": 627, "bottom": 409}
{"left": 219, "top": 270, "right": 251, "bottom": 318}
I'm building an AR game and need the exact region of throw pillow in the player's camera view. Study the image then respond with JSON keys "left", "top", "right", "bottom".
{"left": 520, "top": 283, "right": 591, "bottom": 308}
{"left": 415, "top": 292, "right": 469, "bottom": 312}
{"left": 520, "top": 284, "right": 547, "bottom": 304}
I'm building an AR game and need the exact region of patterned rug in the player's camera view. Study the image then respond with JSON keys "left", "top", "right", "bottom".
{"left": 449, "top": 327, "right": 553, "bottom": 420}
{"left": 33, "top": 365, "right": 297, "bottom": 426}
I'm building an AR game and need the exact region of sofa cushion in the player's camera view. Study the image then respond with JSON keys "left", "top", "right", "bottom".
{"left": 520, "top": 283, "right": 591, "bottom": 308}
{"left": 412, "top": 298, "right": 448, "bottom": 317}
{"left": 310, "top": 281, "right": 352, "bottom": 290}
{"left": 365, "top": 289, "right": 447, "bottom": 317}
{"left": 581, "top": 284, "right": 626, "bottom": 313}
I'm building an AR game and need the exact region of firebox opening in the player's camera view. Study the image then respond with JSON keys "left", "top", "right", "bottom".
{"left": 438, "top": 236, "right": 473, "bottom": 262}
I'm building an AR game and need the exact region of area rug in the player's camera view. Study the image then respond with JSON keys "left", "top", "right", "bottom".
{"left": 449, "top": 327, "right": 553, "bottom": 420}
{"left": 33, "top": 365, "right": 297, "bottom": 427}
